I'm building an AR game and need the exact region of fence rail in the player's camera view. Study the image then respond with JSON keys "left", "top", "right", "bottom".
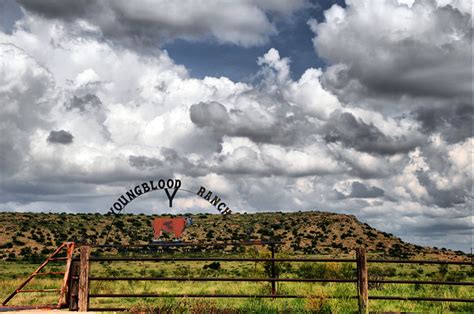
{"left": 77, "top": 256, "right": 472, "bottom": 265}
{"left": 88, "top": 277, "right": 357, "bottom": 283}
{"left": 69, "top": 242, "right": 473, "bottom": 313}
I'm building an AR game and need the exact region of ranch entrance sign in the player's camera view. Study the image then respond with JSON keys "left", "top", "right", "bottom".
{"left": 108, "top": 179, "right": 232, "bottom": 215}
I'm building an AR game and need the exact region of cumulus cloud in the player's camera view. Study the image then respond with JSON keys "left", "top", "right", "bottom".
{"left": 311, "top": 0, "right": 472, "bottom": 105}
{"left": 188, "top": 49, "right": 343, "bottom": 147}
{"left": 0, "top": 44, "right": 57, "bottom": 175}
{"left": 305, "top": 0, "right": 472, "bottom": 251}
{"left": 17, "top": 0, "right": 308, "bottom": 48}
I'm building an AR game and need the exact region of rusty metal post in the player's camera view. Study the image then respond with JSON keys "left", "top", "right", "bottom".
{"left": 58, "top": 242, "right": 75, "bottom": 308}
{"left": 78, "top": 246, "right": 91, "bottom": 312}
{"left": 271, "top": 243, "right": 277, "bottom": 296}
{"left": 356, "top": 247, "right": 368, "bottom": 314}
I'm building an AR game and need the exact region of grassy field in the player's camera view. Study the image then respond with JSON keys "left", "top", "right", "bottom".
{"left": 1, "top": 249, "right": 473, "bottom": 313}
{"left": 1, "top": 212, "right": 471, "bottom": 312}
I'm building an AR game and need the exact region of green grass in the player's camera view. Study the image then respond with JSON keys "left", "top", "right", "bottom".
{"left": 1, "top": 256, "right": 473, "bottom": 312}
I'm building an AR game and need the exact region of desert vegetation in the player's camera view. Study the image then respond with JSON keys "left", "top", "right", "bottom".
{"left": 0, "top": 211, "right": 467, "bottom": 261}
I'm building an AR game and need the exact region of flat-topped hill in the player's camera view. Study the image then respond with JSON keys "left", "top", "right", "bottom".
{"left": 0, "top": 211, "right": 467, "bottom": 261}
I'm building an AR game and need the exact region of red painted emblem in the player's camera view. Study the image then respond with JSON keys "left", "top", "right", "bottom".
{"left": 153, "top": 217, "right": 187, "bottom": 239}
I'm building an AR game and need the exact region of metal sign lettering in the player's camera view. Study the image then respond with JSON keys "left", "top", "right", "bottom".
{"left": 108, "top": 179, "right": 232, "bottom": 215}
{"left": 196, "top": 186, "right": 231, "bottom": 215}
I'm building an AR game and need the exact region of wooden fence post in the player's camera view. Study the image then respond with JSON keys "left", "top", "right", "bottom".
{"left": 68, "top": 261, "right": 80, "bottom": 311}
{"left": 78, "top": 246, "right": 91, "bottom": 312}
{"left": 356, "top": 247, "right": 368, "bottom": 314}
{"left": 270, "top": 243, "right": 277, "bottom": 296}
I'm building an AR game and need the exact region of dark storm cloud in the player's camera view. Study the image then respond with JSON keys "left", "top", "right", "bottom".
{"left": 331, "top": 189, "right": 346, "bottom": 200}
{"left": 414, "top": 103, "right": 473, "bottom": 144}
{"left": 416, "top": 170, "right": 467, "bottom": 208}
{"left": 323, "top": 111, "right": 421, "bottom": 155}
{"left": 0, "top": 179, "right": 91, "bottom": 200}
{"left": 160, "top": 148, "right": 207, "bottom": 176}
{"left": 0, "top": 126, "right": 25, "bottom": 175}
{"left": 16, "top": 0, "right": 308, "bottom": 48}
{"left": 343, "top": 34, "right": 471, "bottom": 100}
{"left": 405, "top": 220, "right": 472, "bottom": 236}
{"left": 190, "top": 101, "right": 309, "bottom": 146}
{"left": 214, "top": 151, "right": 340, "bottom": 178}
{"left": 16, "top": 0, "right": 96, "bottom": 19}
{"left": 129, "top": 148, "right": 208, "bottom": 177}
{"left": 47, "top": 130, "right": 73, "bottom": 145}
{"left": 129, "top": 155, "right": 163, "bottom": 170}
{"left": 66, "top": 94, "right": 102, "bottom": 112}
{"left": 0, "top": 183, "right": 93, "bottom": 205}
{"left": 346, "top": 161, "right": 391, "bottom": 179}
{"left": 190, "top": 101, "right": 230, "bottom": 130}
{"left": 349, "top": 181, "right": 385, "bottom": 198}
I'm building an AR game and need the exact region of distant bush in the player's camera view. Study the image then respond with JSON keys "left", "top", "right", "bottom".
{"left": 305, "top": 287, "right": 330, "bottom": 313}
{"left": 296, "top": 263, "right": 342, "bottom": 279}
{"left": 388, "top": 243, "right": 411, "bottom": 258}
{"left": 446, "top": 271, "right": 467, "bottom": 282}
{"left": 203, "top": 262, "right": 221, "bottom": 270}
{"left": 438, "top": 264, "right": 449, "bottom": 277}
{"left": 20, "top": 247, "right": 32, "bottom": 256}
{"left": 41, "top": 248, "right": 52, "bottom": 255}
{"left": 0, "top": 242, "right": 13, "bottom": 249}
{"left": 174, "top": 265, "right": 191, "bottom": 277}
{"left": 365, "top": 231, "right": 377, "bottom": 239}
{"left": 149, "top": 269, "right": 166, "bottom": 277}
{"left": 12, "top": 238, "right": 25, "bottom": 246}
{"left": 263, "top": 259, "right": 292, "bottom": 278}
{"left": 368, "top": 266, "right": 386, "bottom": 290}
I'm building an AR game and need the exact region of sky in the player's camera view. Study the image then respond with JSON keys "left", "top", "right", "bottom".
{"left": 0, "top": 0, "right": 472, "bottom": 251}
